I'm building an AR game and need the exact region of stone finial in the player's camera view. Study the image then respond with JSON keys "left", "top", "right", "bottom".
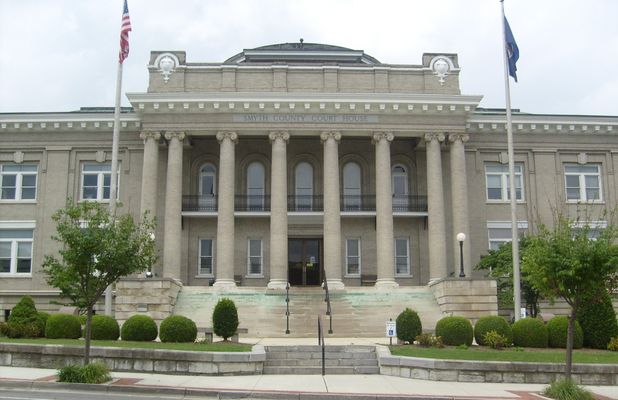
{"left": 13, "top": 151, "right": 25, "bottom": 164}
{"left": 499, "top": 152, "right": 509, "bottom": 164}
{"left": 371, "top": 131, "right": 394, "bottom": 144}
{"left": 448, "top": 133, "right": 470, "bottom": 144}
{"left": 424, "top": 133, "right": 446, "bottom": 143}
{"left": 577, "top": 152, "right": 588, "bottom": 165}
{"left": 320, "top": 131, "right": 341, "bottom": 143}
{"left": 139, "top": 131, "right": 161, "bottom": 143}
{"left": 268, "top": 131, "right": 290, "bottom": 143}
{"left": 216, "top": 131, "right": 238, "bottom": 144}
{"left": 164, "top": 131, "right": 186, "bottom": 142}
{"left": 95, "top": 150, "right": 106, "bottom": 163}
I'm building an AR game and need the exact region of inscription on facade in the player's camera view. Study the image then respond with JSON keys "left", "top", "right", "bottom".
{"left": 233, "top": 114, "right": 379, "bottom": 123}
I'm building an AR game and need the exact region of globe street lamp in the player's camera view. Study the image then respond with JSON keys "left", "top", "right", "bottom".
{"left": 456, "top": 232, "right": 466, "bottom": 278}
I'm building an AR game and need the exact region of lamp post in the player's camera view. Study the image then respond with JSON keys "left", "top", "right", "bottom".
{"left": 145, "top": 232, "right": 155, "bottom": 278}
{"left": 456, "top": 232, "right": 466, "bottom": 278}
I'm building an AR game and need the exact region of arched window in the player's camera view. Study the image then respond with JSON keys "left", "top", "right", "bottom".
{"left": 198, "top": 163, "right": 217, "bottom": 211}
{"left": 392, "top": 164, "right": 409, "bottom": 211}
{"left": 343, "top": 162, "right": 362, "bottom": 210}
{"left": 247, "top": 162, "right": 265, "bottom": 210}
{"left": 295, "top": 162, "right": 313, "bottom": 210}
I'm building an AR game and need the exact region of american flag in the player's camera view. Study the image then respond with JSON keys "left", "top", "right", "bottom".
{"left": 119, "top": 0, "right": 132, "bottom": 64}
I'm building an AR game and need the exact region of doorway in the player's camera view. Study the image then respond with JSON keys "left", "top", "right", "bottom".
{"left": 288, "top": 239, "right": 322, "bottom": 286}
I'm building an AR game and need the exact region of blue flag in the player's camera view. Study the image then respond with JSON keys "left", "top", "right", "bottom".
{"left": 504, "top": 16, "right": 519, "bottom": 82}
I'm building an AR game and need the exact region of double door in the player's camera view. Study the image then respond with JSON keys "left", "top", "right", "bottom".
{"left": 288, "top": 239, "right": 321, "bottom": 286}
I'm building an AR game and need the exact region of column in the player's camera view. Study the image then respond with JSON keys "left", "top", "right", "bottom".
{"left": 321, "top": 131, "right": 345, "bottom": 290}
{"left": 214, "top": 131, "right": 237, "bottom": 287}
{"left": 267, "top": 131, "right": 289, "bottom": 289}
{"left": 162, "top": 131, "right": 185, "bottom": 280}
{"left": 424, "top": 133, "right": 448, "bottom": 281}
{"left": 449, "top": 133, "right": 472, "bottom": 277}
{"left": 139, "top": 131, "right": 161, "bottom": 219}
{"left": 373, "top": 132, "right": 399, "bottom": 288}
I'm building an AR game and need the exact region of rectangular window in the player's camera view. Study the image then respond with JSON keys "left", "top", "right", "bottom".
{"left": 345, "top": 238, "right": 361, "bottom": 276}
{"left": 1, "top": 164, "right": 37, "bottom": 201}
{"left": 247, "top": 239, "right": 263, "bottom": 275}
{"left": 564, "top": 164, "right": 602, "bottom": 202}
{"left": 0, "top": 229, "right": 33, "bottom": 275}
{"left": 485, "top": 163, "right": 523, "bottom": 202}
{"left": 572, "top": 221, "right": 607, "bottom": 240}
{"left": 81, "top": 163, "right": 119, "bottom": 201}
{"left": 198, "top": 239, "right": 214, "bottom": 276}
{"left": 487, "top": 221, "right": 528, "bottom": 251}
{"left": 395, "top": 237, "right": 410, "bottom": 275}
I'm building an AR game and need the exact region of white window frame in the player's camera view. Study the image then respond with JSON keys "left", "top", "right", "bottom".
{"left": 197, "top": 238, "right": 215, "bottom": 277}
{"left": 345, "top": 238, "right": 361, "bottom": 277}
{"left": 487, "top": 221, "right": 529, "bottom": 251}
{"left": 0, "top": 221, "right": 35, "bottom": 276}
{"left": 484, "top": 163, "right": 524, "bottom": 202}
{"left": 0, "top": 163, "right": 38, "bottom": 202}
{"left": 571, "top": 220, "right": 607, "bottom": 240}
{"left": 198, "top": 163, "right": 217, "bottom": 196}
{"left": 564, "top": 164, "right": 603, "bottom": 203}
{"left": 394, "top": 237, "right": 411, "bottom": 276}
{"left": 80, "top": 163, "right": 119, "bottom": 202}
{"left": 247, "top": 238, "right": 263, "bottom": 276}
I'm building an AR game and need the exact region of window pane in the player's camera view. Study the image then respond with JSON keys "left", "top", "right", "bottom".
{"left": 586, "top": 188, "right": 600, "bottom": 200}
{"left": 0, "top": 242, "right": 11, "bottom": 257}
{"left": 295, "top": 162, "right": 313, "bottom": 190}
{"left": 249, "top": 240, "right": 261, "bottom": 257}
{"left": 17, "top": 242, "right": 32, "bottom": 258}
{"left": 2, "top": 165, "right": 21, "bottom": 172}
{"left": 200, "top": 240, "right": 212, "bottom": 256}
{"left": 103, "top": 174, "right": 111, "bottom": 186}
{"left": 83, "top": 174, "right": 98, "bottom": 187}
{"left": 247, "top": 162, "right": 265, "bottom": 190}
{"left": 249, "top": 257, "right": 262, "bottom": 275}
{"left": 201, "top": 164, "right": 215, "bottom": 173}
{"left": 0, "top": 230, "right": 33, "bottom": 239}
{"left": 347, "top": 257, "right": 359, "bottom": 275}
{"left": 21, "top": 175, "right": 36, "bottom": 187}
{"left": 200, "top": 257, "right": 212, "bottom": 275}
{"left": 486, "top": 175, "right": 502, "bottom": 189}
{"left": 347, "top": 239, "right": 359, "bottom": 257}
{"left": 585, "top": 175, "right": 599, "bottom": 188}
{"left": 83, "top": 187, "right": 97, "bottom": 199}
{"left": 201, "top": 176, "right": 214, "bottom": 196}
{"left": 83, "top": 164, "right": 111, "bottom": 172}
{"left": 395, "top": 239, "right": 408, "bottom": 257}
{"left": 1, "top": 188, "right": 16, "bottom": 199}
{"left": 396, "top": 257, "right": 408, "bottom": 274}
{"left": 343, "top": 163, "right": 361, "bottom": 190}
{"left": 0, "top": 259, "right": 9, "bottom": 273}
{"left": 393, "top": 176, "right": 407, "bottom": 196}
{"left": 485, "top": 165, "right": 507, "bottom": 173}
{"left": 565, "top": 175, "right": 580, "bottom": 188}
{"left": 566, "top": 188, "right": 580, "bottom": 200}
{"left": 17, "top": 258, "right": 31, "bottom": 273}
{"left": 2, "top": 174, "right": 16, "bottom": 187}
{"left": 103, "top": 187, "right": 111, "bottom": 199}
{"left": 21, "top": 188, "right": 36, "bottom": 199}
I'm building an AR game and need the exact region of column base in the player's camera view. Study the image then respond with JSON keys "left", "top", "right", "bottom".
{"left": 374, "top": 279, "right": 399, "bottom": 289}
{"left": 267, "top": 279, "right": 289, "bottom": 290}
{"left": 212, "top": 279, "right": 237, "bottom": 288}
{"left": 326, "top": 279, "right": 345, "bottom": 290}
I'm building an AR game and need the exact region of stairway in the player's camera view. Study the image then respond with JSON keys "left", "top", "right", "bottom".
{"left": 173, "top": 286, "right": 445, "bottom": 337}
{"left": 263, "top": 345, "right": 379, "bottom": 375}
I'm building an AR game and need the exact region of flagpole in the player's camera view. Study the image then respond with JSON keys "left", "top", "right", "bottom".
{"left": 109, "top": 61, "right": 123, "bottom": 218}
{"left": 500, "top": 0, "right": 522, "bottom": 321}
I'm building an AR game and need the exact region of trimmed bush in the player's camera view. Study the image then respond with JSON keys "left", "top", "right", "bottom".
{"left": 45, "top": 314, "right": 81, "bottom": 339}
{"left": 120, "top": 315, "right": 157, "bottom": 341}
{"left": 483, "top": 330, "right": 510, "bottom": 350}
{"left": 8, "top": 296, "right": 38, "bottom": 325}
{"left": 474, "top": 316, "right": 512, "bottom": 346}
{"left": 90, "top": 315, "right": 120, "bottom": 341}
{"left": 212, "top": 298, "right": 239, "bottom": 341}
{"left": 547, "top": 316, "right": 583, "bottom": 349}
{"left": 159, "top": 315, "right": 197, "bottom": 343}
{"left": 35, "top": 312, "right": 50, "bottom": 338}
{"left": 58, "top": 363, "right": 111, "bottom": 384}
{"left": 512, "top": 317, "right": 548, "bottom": 348}
{"left": 415, "top": 333, "right": 444, "bottom": 348}
{"left": 396, "top": 308, "right": 422, "bottom": 344}
{"left": 576, "top": 289, "right": 618, "bottom": 349}
{"left": 434, "top": 316, "right": 473, "bottom": 346}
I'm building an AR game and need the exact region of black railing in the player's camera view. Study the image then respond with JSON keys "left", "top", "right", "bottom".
{"left": 285, "top": 282, "right": 290, "bottom": 334}
{"left": 340, "top": 195, "right": 375, "bottom": 212}
{"left": 287, "top": 195, "right": 324, "bottom": 212}
{"left": 391, "top": 195, "right": 428, "bottom": 212}
{"left": 322, "top": 279, "right": 333, "bottom": 334}
{"left": 235, "top": 195, "right": 271, "bottom": 212}
{"left": 182, "top": 195, "right": 218, "bottom": 212}
{"left": 317, "top": 315, "right": 325, "bottom": 376}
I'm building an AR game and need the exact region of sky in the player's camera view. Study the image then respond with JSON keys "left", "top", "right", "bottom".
{"left": 1, "top": 0, "right": 617, "bottom": 116}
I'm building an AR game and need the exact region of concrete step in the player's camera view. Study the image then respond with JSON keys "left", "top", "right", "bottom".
{"left": 263, "top": 366, "right": 380, "bottom": 375}
{"left": 262, "top": 345, "right": 378, "bottom": 375}
{"left": 264, "top": 358, "right": 378, "bottom": 367}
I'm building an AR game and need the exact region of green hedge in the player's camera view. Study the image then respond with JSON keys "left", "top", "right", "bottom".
{"left": 45, "top": 314, "right": 82, "bottom": 339}
{"left": 90, "top": 315, "right": 120, "bottom": 341}
{"left": 120, "top": 315, "right": 158, "bottom": 342}
{"left": 547, "top": 316, "right": 583, "bottom": 349}
{"left": 474, "top": 316, "right": 512, "bottom": 346}
{"left": 435, "top": 316, "right": 473, "bottom": 346}
{"left": 159, "top": 315, "right": 197, "bottom": 343}
{"left": 577, "top": 289, "right": 618, "bottom": 349}
{"left": 512, "top": 317, "right": 548, "bottom": 348}
{"left": 396, "top": 308, "right": 422, "bottom": 344}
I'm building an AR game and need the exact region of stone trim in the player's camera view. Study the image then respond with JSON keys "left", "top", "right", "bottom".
{"left": 428, "top": 278, "right": 498, "bottom": 322}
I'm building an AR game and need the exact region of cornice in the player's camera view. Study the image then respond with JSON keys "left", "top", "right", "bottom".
{"left": 0, "top": 113, "right": 141, "bottom": 133}
{"left": 466, "top": 113, "right": 617, "bottom": 135}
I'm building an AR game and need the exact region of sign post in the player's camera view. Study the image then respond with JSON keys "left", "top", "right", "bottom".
{"left": 386, "top": 318, "right": 397, "bottom": 345}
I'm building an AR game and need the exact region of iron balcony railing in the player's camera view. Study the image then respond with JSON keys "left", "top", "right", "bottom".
{"left": 287, "top": 195, "right": 324, "bottom": 212}
{"left": 391, "top": 195, "right": 428, "bottom": 212}
{"left": 235, "top": 195, "right": 271, "bottom": 212}
{"left": 340, "top": 195, "right": 428, "bottom": 212}
{"left": 182, "top": 195, "right": 218, "bottom": 212}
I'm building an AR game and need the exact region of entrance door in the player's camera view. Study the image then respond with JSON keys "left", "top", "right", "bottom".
{"left": 288, "top": 239, "right": 321, "bottom": 286}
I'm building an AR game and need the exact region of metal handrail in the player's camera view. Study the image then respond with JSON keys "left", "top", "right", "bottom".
{"left": 322, "top": 279, "right": 333, "bottom": 334}
{"left": 317, "top": 315, "right": 325, "bottom": 376}
{"left": 285, "top": 282, "right": 290, "bottom": 334}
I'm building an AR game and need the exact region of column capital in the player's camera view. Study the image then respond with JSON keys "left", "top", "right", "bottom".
{"left": 164, "top": 131, "right": 186, "bottom": 141}
{"left": 268, "top": 131, "right": 290, "bottom": 143}
{"left": 372, "top": 131, "right": 394, "bottom": 144}
{"left": 320, "top": 131, "right": 341, "bottom": 143}
{"left": 139, "top": 131, "right": 161, "bottom": 142}
{"left": 448, "top": 133, "right": 470, "bottom": 144}
{"left": 216, "top": 131, "right": 238, "bottom": 144}
{"left": 424, "top": 132, "right": 445, "bottom": 143}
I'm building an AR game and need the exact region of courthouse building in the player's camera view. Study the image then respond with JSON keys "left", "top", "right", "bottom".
{"left": 1, "top": 42, "right": 617, "bottom": 326}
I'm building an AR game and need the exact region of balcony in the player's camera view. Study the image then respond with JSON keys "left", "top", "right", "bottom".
{"left": 182, "top": 195, "right": 217, "bottom": 212}
{"left": 235, "top": 195, "right": 271, "bottom": 212}
{"left": 287, "top": 195, "right": 324, "bottom": 212}
{"left": 341, "top": 195, "right": 428, "bottom": 213}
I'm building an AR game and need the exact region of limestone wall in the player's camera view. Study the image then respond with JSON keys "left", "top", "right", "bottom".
{"left": 429, "top": 278, "right": 498, "bottom": 322}
{"left": 115, "top": 278, "right": 182, "bottom": 325}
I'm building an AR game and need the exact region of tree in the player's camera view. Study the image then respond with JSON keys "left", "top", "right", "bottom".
{"left": 42, "top": 200, "right": 157, "bottom": 364}
{"left": 476, "top": 237, "right": 541, "bottom": 318}
{"left": 522, "top": 217, "right": 618, "bottom": 380}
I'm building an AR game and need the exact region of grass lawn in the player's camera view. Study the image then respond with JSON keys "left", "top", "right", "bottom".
{"left": 390, "top": 345, "right": 618, "bottom": 364}
{"left": 0, "top": 337, "right": 252, "bottom": 352}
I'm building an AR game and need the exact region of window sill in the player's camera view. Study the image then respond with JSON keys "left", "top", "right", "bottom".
{"left": 395, "top": 274, "right": 414, "bottom": 279}
{"left": 566, "top": 200, "right": 605, "bottom": 204}
{"left": 486, "top": 200, "right": 526, "bottom": 204}
{"left": 0, "top": 200, "right": 37, "bottom": 204}
{"left": 245, "top": 275, "right": 264, "bottom": 279}
{"left": 0, "top": 274, "right": 32, "bottom": 278}
{"left": 344, "top": 274, "right": 361, "bottom": 278}
{"left": 194, "top": 274, "right": 214, "bottom": 279}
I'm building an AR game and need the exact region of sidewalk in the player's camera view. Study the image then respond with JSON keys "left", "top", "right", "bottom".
{"left": 1, "top": 366, "right": 617, "bottom": 400}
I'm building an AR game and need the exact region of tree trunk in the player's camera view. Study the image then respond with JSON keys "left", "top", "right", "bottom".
{"left": 84, "top": 306, "right": 94, "bottom": 365}
{"left": 565, "top": 307, "right": 576, "bottom": 381}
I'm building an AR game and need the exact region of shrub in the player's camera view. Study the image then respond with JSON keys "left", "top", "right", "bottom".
{"left": 0, "top": 322, "right": 7, "bottom": 337}
{"left": 547, "top": 316, "right": 583, "bottom": 349}
{"left": 434, "top": 316, "right": 473, "bottom": 346}
{"left": 396, "top": 308, "right": 422, "bottom": 344}
{"left": 8, "top": 296, "right": 38, "bottom": 325}
{"left": 159, "top": 315, "right": 197, "bottom": 343}
{"left": 45, "top": 314, "right": 82, "bottom": 339}
{"left": 543, "top": 379, "right": 594, "bottom": 400}
{"left": 415, "top": 333, "right": 443, "bottom": 348}
{"left": 78, "top": 315, "right": 88, "bottom": 325}
{"left": 212, "top": 298, "right": 239, "bottom": 341}
{"left": 607, "top": 337, "right": 618, "bottom": 352}
{"left": 576, "top": 288, "right": 618, "bottom": 349}
{"left": 474, "top": 316, "right": 512, "bottom": 346}
{"left": 90, "top": 315, "right": 120, "bottom": 341}
{"left": 35, "top": 312, "right": 50, "bottom": 338}
{"left": 512, "top": 317, "right": 548, "bottom": 348}
{"left": 58, "top": 363, "right": 111, "bottom": 384}
{"left": 483, "top": 330, "right": 510, "bottom": 350}
{"left": 120, "top": 315, "right": 157, "bottom": 341}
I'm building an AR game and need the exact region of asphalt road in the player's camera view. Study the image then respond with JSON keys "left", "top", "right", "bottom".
{"left": 0, "top": 388, "right": 219, "bottom": 400}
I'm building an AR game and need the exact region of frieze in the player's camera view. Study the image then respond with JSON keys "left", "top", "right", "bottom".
{"left": 233, "top": 114, "right": 378, "bottom": 124}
